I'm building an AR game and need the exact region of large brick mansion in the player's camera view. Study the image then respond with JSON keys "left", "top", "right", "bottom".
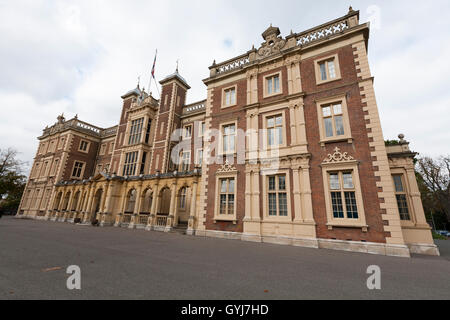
{"left": 17, "top": 8, "right": 439, "bottom": 257}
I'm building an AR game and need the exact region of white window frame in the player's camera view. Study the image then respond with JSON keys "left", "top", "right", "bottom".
{"left": 262, "top": 110, "right": 287, "bottom": 150}
{"left": 179, "top": 151, "right": 191, "bottom": 172}
{"left": 71, "top": 161, "right": 86, "bottom": 180}
{"left": 219, "top": 121, "right": 237, "bottom": 156}
{"left": 262, "top": 169, "right": 292, "bottom": 221}
{"left": 315, "top": 53, "right": 341, "bottom": 85}
{"left": 316, "top": 95, "right": 352, "bottom": 146}
{"left": 222, "top": 85, "right": 237, "bottom": 108}
{"left": 78, "top": 140, "right": 90, "bottom": 153}
{"left": 214, "top": 173, "right": 237, "bottom": 223}
{"left": 322, "top": 162, "right": 367, "bottom": 230}
{"left": 263, "top": 71, "right": 282, "bottom": 98}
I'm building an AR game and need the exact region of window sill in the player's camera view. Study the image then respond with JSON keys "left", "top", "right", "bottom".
{"left": 320, "top": 137, "right": 353, "bottom": 147}
{"left": 316, "top": 77, "right": 342, "bottom": 86}
{"left": 221, "top": 103, "right": 237, "bottom": 109}
{"left": 327, "top": 222, "right": 368, "bottom": 232}
{"left": 263, "top": 216, "right": 292, "bottom": 223}
{"left": 214, "top": 216, "right": 237, "bottom": 224}
{"left": 263, "top": 92, "right": 283, "bottom": 99}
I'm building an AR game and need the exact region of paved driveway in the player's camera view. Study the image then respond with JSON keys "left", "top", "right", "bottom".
{"left": 0, "top": 216, "right": 449, "bottom": 300}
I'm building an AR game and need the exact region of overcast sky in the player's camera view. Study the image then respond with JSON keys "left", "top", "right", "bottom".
{"left": 1, "top": 0, "right": 449, "bottom": 173}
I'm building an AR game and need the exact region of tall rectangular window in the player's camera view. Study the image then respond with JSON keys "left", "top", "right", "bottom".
{"left": 180, "top": 152, "right": 191, "bottom": 172}
{"left": 79, "top": 140, "right": 89, "bottom": 152}
{"left": 145, "top": 120, "right": 152, "bottom": 144}
{"left": 72, "top": 162, "right": 84, "bottom": 179}
{"left": 196, "top": 149, "right": 203, "bottom": 167}
{"left": 224, "top": 87, "right": 236, "bottom": 106}
{"left": 140, "top": 152, "right": 147, "bottom": 175}
{"left": 319, "top": 58, "right": 337, "bottom": 81}
{"left": 393, "top": 175, "right": 411, "bottom": 221}
{"left": 322, "top": 103, "right": 345, "bottom": 138}
{"left": 267, "top": 175, "right": 288, "bottom": 216}
{"left": 199, "top": 121, "right": 205, "bottom": 137}
{"left": 267, "top": 74, "right": 280, "bottom": 95}
{"left": 123, "top": 151, "right": 138, "bottom": 176}
{"left": 267, "top": 115, "right": 283, "bottom": 147}
{"left": 329, "top": 171, "right": 359, "bottom": 219}
{"left": 219, "top": 178, "right": 235, "bottom": 216}
{"left": 222, "top": 124, "right": 236, "bottom": 154}
{"left": 51, "top": 159, "right": 59, "bottom": 176}
{"left": 128, "top": 118, "right": 144, "bottom": 145}
{"left": 184, "top": 125, "right": 192, "bottom": 139}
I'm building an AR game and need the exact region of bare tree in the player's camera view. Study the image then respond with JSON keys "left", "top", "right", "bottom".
{"left": 416, "top": 156, "right": 450, "bottom": 223}
{"left": 0, "top": 148, "right": 26, "bottom": 213}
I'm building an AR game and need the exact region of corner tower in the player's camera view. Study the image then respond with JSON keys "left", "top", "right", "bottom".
{"left": 150, "top": 70, "right": 190, "bottom": 174}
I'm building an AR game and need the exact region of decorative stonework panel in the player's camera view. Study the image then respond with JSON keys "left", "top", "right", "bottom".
{"left": 322, "top": 148, "right": 354, "bottom": 164}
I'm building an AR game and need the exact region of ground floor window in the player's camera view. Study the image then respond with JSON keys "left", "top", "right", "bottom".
{"left": 219, "top": 178, "right": 235, "bottom": 216}
{"left": 267, "top": 174, "right": 288, "bottom": 217}
{"left": 393, "top": 174, "right": 411, "bottom": 221}
{"left": 328, "top": 171, "right": 359, "bottom": 219}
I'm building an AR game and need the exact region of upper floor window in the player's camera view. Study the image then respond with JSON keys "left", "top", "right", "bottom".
{"left": 123, "top": 151, "right": 138, "bottom": 176}
{"left": 199, "top": 121, "right": 205, "bottom": 137}
{"left": 267, "top": 175, "right": 288, "bottom": 217}
{"left": 322, "top": 103, "right": 345, "bottom": 138}
{"left": 267, "top": 114, "right": 283, "bottom": 147}
{"left": 179, "top": 151, "right": 191, "bottom": 172}
{"left": 145, "top": 120, "right": 152, "bottom": 144}
{"left": 183, "top": 125, "right": 192, "bottom": 140}
{"left": 129, "top": 118, "right": 144, "bottom": 145}
{"left": 58, "top": 137, "right": 66, "bottom": 150}
{"left": 266, "top": 74, "right": 280, "bottom": 95}
{"left": 328, "top": 171, "right": 358, "bottom": 219}
{"left": 72, "top": 161, "right": 84, "bottom": 179}
{"left": 196, "top": 149, "right": 203, "bottom": 167}
{"left": 315, "top": 54, "right": 341, "bottom": 84}
{"left": 223, "top": 86, "right": 236, "bottom": 107}
{"left": 33, "top": 163, "right": 40, "bottom": 178}
{"left": 393, "top": 175, "right": 411, "bottom": 221}
{"left": 99, "top": 144, "right": 106, "bottom": 155}
{"left": 316, "top": 96, "right": 351, "bottom": 146}
{"left": 222, "top": 123, "right": 236, "bottom": 154}
{"left": 79, "top": 140, "right": 90, "bottom": 153}
{"left": 319, "top": 60, "right": 336, "bottom": 81}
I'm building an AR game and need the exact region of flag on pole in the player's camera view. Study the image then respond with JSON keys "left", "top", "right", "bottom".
{"left": 151, "top": 49, "right": 157, "bottom": 79}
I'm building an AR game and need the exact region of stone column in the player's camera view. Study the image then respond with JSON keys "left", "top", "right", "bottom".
{"left": 46, "top": 188, "right": 57, "bottom": 220}
{"left": 301, "top": 164, "right": 315, "bottom": 224}
{"left": 187, "top": 180, "right": 198, "bottom": 235}
{"left": 114, "top": 181, "right": 128, "bottom": 227}
{"left": 83, "top": 185, "right": 95, "bottom": 224}
{"left": 63, "top": 188, "right": 75, "bottom": 222}
{"left": 251, "top": 168, "right": 260, "bottom": 222}
{"left": 244, "top": 169, "right": 252, "bottom": 222}
{"left": 129, "top": 182, "right": 143, "bottom": 229}
{"left": 165, "top": 183, "right": 177, "bottom": 232}
{"left": 146, "top": 184, "right": 159, "bottom": 231}
{"left": 100, "top": 181, "right": 112, "bottom": 227}
{"left": 289, "top": 104, "right": 298, "bottom": 146}
{"left": 292, "top": 166, "right": 303, "bottom": 223}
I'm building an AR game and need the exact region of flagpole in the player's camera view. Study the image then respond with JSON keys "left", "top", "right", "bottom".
{"left": 148, "top": 49, "right": 160, "bottom": 99}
